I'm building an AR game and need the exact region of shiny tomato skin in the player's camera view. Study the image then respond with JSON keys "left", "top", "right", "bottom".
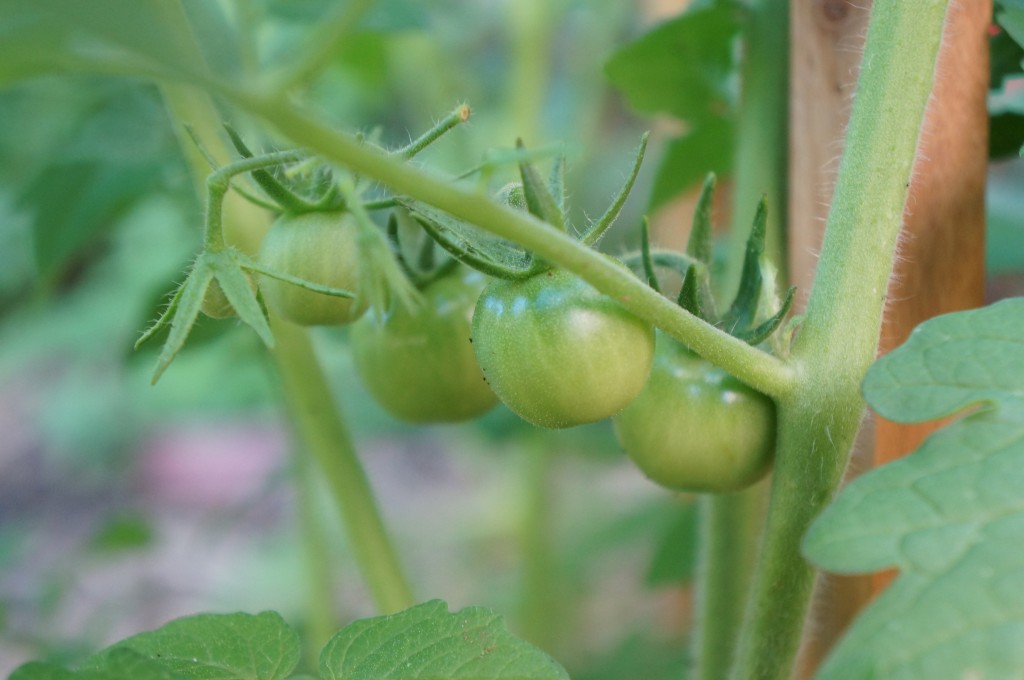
{"left": 613, "top": 335, "right": 775, "bottom": 493}
{"left": 471, "top": 268, "right": 655, "bottom": 429}
{"left": 350, "top": 268, "right": 498, "bottom": 423}
{"left": 257, "top": 211, "right": 365, "bottom": 326}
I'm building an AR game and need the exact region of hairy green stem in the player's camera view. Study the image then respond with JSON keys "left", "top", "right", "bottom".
{"left": 729, "top": 3, "right": 951, "bottom": 678}
{"left": 271, "top": 317, "right": 414, "bottom": 614}
{"left": 723, "top": 0, "right": 790, "bottom": 296}
{"left": 693, "top": 1, "right": 788, "bottom": 676}
{"left": 517, "top": 442, "right": 558, "bottom": 651}
{"left": 692, "top": 486, "right": 766, "bottom": 680}
{"left": 216, "top": 89, "right": 796, "bottom": 400}
{"left": 294, "top": 447, "right": 339, "bottom": 659}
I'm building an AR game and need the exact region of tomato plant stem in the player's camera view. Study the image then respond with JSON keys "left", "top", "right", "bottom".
{"left": 723, "top": 0, "right": 789, "bottom": 299}
{"left": 729, "top": 3, "right": 951, "bottom": 678}
{"left": 294, "top": 446, "right": 339, "bottom": 658}
{"left": 694, "top": 1, "right": 787, "bottom": 674}
{"left": 517, "top": 442, "right": 559, "bottom": 651}
{"left": 270, "top": 316, "right": 415, "bottom": 614}
{"left": 691, "top": 489, "right": 763, "bottom": 680}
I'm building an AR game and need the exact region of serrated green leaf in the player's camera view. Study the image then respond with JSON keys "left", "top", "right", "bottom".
{"left": 87, "top": 648, "right": 190, "bottom": 680}
{"left": 803, "top": 298, "right": 1024, "bottom": 679}
{"left": 87, "top": 611, "right": 300, "bottom": 680}
{"left": 8, "top": 662, "right": 76, "bottom": 680}
{"left": 319, "top": 600, "right": 570, "bottom": 680}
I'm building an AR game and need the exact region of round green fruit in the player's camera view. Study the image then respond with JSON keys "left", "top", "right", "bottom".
{"left": 257, "top": 211, "right": 364, "bottom": 326}
{"left": 613, "top": 335, "right": 775, "bottom": 493}
{"left": 471, "top": 267, "right": 655, "bottom": 429}
{"left": 350, "top": 268, "right": 497, "bottom": 423}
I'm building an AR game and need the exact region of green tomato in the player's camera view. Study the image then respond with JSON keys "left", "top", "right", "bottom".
{"left": 350, "top": 268, "right": 498, "bottom": 423}
{"left": 471, "top": 267, "right": 655, "bottom": 429}
{"left": 613, "top": 335, "right": 775, "bottom": 493}
{"left": 257, "top": 211, "right": 364, "bottom": 326}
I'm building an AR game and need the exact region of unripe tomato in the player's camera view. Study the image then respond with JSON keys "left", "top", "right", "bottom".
{"left": 350, "top": 268, "right": 498, "bottom": 423}
{"left": 471, "top": 268, "right": 655, "bottom": 429}
{"left": 613, "top": 335, "right": 775, "bottom": 493}
{"left": 257, "top": 211, "right": 364, "bottom": 326}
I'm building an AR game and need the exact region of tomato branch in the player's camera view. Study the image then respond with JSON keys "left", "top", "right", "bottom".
{"left": 218, "top": 88, "right": 798, "bottom": 400}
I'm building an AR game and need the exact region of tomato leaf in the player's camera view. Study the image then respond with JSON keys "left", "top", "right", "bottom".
{"left": 85, "top": 611, "right": 300, "bottom": 680}
{"left": 8, "top": 662, "right": 77, "bottom": 680}
{"left": 319, "top": 600, "right": 570, "bottom": 680}
{"left": 604, "top": 2, "right": 738, "bottom": 208}
{"left": 604, "top": 1, "right": 738, "bottom": 123}
{"left": 803, "top": 298, "right": 1024, "bottom": 678}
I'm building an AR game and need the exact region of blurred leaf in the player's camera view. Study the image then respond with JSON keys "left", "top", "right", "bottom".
{"left": 804, "top": 299, "right": 1024, "bottom": 679}
{"left": 989, "top": 75, "right": 1024, "bottom": 158}
{"left": 987, "top": 166, "right": 1024, "bottom": 273}
{"left": 650, "top": 117, "right": 733, "bottom": 209}
{"left": 990, "top": 24, "right": 1024, "bottom": 87}
{"left": 605, "top": 1, "right": 739, "bottom": 122}
{"left": 87, "top": 611, "right": 300, "bottom": 680}
{"left": 21, "top": 161, "right": 161, "bottom": 282}
{"left": 264, "top": 0, "right": 426, "bottom": 30}
{"left": 320, "top": 600, "right": 570, "bottom": 680}
{"left": 88, "top": 514, "right": 154, "bottom": 554}
{"left": 990, "top": 113, "right": 1024, "bottom": 158}
{"left": 0, "top": 0, "right": 204, "bottom": 82}
{"left": 645, "top": 502, "right": 698, "bottom": 587}
{"left": 6, "top": 82, "right": 175, "bottom": 287}
{"left": 997, "top": 1, "right": 1024, "bottom": 49}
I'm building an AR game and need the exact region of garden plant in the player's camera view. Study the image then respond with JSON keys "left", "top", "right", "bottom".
{"left": 1, "top": 1, "right": 1023, "bottom": 679}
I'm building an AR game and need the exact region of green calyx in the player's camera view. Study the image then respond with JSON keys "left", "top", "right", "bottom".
{"left": 402, "top": 133, "right": 649, "bottom": 281}
{"left": 629, "top": 173, "right": 795, "bottom": 347}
